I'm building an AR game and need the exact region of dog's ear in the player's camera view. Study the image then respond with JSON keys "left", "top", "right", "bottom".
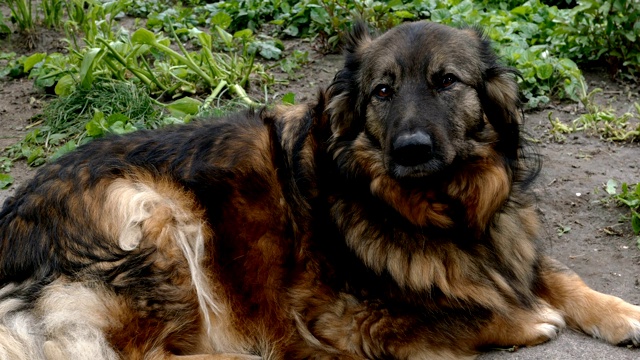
{"left": 473, "top": 29, "right": 523, "bottom": 160}
{"left": 326, "top": 21, "right": 373, "bottom": 138}
{"left": 343, "top": 20, "right": 373, "bottom": 55}
{"left": 474, "top": 28, "right": 540, "bottom": 186}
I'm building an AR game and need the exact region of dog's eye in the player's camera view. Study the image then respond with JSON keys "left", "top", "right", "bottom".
{"left": 373, "top": 84, "right": 393, "bottom": 100}
{"left": 439, "top": 74, "right": 458, "bottom": 89}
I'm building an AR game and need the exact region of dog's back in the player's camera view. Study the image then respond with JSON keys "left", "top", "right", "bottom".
{"left": 0, "top": 107, "right": 321, "bottom": 359}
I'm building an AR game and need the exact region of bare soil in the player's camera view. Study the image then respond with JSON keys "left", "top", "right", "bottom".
{"left": 1, "top": 23, "right": 640, "bottom": 359}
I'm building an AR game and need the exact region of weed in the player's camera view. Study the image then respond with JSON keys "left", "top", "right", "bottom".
{"left": 3, "top": 0, "right": 36, "bottom": 46}
{"left": 41, "top": 0, "right": 64, "bottom": 29}
{"left": 0, "top": 11, "right": 11, "bottom": 37}
{"left": 548, "top": 112, "right": 574, "bottom": 142}
{"left": 556, "top": 224, "right": 572, "bottom": 237}
{"left": 4, "top": 81, "right": 166, "bottom": 166}
{"left": 572, "top": 78, "right": 640, "bottom": 141}
{"left": 606, "top": 180, "right": 640, "bottom": 246}
{"left": 278, "top": 49, "right": 309, "bottom": 79}
{"left": 553, "top": 0, "right": 640, "bottom": 80}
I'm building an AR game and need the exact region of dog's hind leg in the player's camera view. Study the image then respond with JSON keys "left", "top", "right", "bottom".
{"left": 537, "top": 256, "right": 640, "bottom": 346}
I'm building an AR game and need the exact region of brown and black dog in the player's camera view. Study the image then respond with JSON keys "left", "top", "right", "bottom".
{"left": 1, "top": 21, "right": 639, "bottom": 360}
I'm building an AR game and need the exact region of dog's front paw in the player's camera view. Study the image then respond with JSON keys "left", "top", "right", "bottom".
{"left": 581, "top": 295, "right": 640, "bottom": 347}
{"left": 529, "top": 305, "right": 566, "bottom": 344}
{"left": 477, "top": 302, "right": 566, "bottom": 348}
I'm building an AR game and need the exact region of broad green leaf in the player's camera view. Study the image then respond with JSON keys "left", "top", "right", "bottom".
{"left": 558, "top": 58, "right": 579, "bottom": 71}
{"left": 511, "top": 6, "right": 531, "bottom": 17}
{"left": 394, "top": 10, "right": 415, "bottom": 19}
{"left": 26, "top": 147, "right": 45, "bottom": 166}
{"left": 234, "top": 29, "right": 253, "bottom": 39}
{"left": 624, "top": 31, "right": 636, "bottom": 42}
{"left": 388, "top": 0, "right": 402, "bottom": 9}
{"left": 0, "top": 173, "right": 13, "bottom": 189}
{"left": 310, "top": 7, "right": 329, "bottom": 25}
{"left": 191, "top": 29, "right": 212, "bottom": 49}
{"left": 282, "top": 92, "right": 295, "bottom": 105}
{"left": 210, "top": 12, "right": 232, "bottom": 29}
{"left": 86, "top": 111, "right": 106, "bottom": 137}
{"left": 215, "top": 26, "right": 234, "bottom": 47}
{"left": 109, "top": 121, "right": 137, "bottom": 135}
{"left": 166, "top": 97, "right": 202, "bottom": 117}
{"left": 50, "top": 142, "right": 77, "bottom": 161}
{"left": 131, "top": 28, "right": 157, "bottom": 45}
{"left": 108, "top": 41, "right": 129, "bottom": 55}
{"left": 454, "top": 1, "right": 473, "bottom": 15}
{"left": 24, "top": 53, "right": 46, "bottom": 72}
{"left": 536, "top": 63, "right": 554, "bottom": 80}
{"left": 55, "top": 74, "right": 76, "bottom": 96}
{"left": 282, "top": 25, "right": 298, "bottom": 37}
{"left": 632, "top": 213, "right": 640, "bottom": 235}
{"left": 257, "top": 42, "right": 281, "bottom": 60}
{"left": 430, "top": 9, "right": 451, "bottom": 23}
{"left": 79, "top": 48, "right": 102, "bottom": 89}
{"left": 106, "top": 113, "right": 130, "bottom": 126}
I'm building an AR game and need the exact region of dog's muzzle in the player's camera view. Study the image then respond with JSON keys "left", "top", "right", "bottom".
{"left": 390, "top": 131, "right": 433, "bottom": 167}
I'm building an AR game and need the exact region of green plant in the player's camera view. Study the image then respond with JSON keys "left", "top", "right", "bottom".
{"left": 4, "top": 81, "right": 167, "bottom": 166}
{"left": 553, "top": 0, "right": 640, "bottom": 80}
{"left": 41, "top": 0, "right": 64, "bottom": 29}
{"left": 548, "top": 112, "right": 574, "bottom": 142}
{"left": 571, "top": 79, "right": 640, "bottom": 141}
{"left": 0, "top": 172, "right": 12, "bottom": 190}
{"left": 0, "top": 11, "right": 11, "bottom": 36}
{"left": 279, "top": 49, "right": 309, "bottom": 79}
{"left": 556, "top": 224, "right": 571, "bottom": 237}
{"left": 3, "top": 0, "right": 36, "bottom": 42}
{"left": 606, "top": 180, "right": 640, "bottom": 246}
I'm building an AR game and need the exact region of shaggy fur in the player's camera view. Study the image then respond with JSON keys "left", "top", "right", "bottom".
{"left": 1, "top": 21, "right": 639, "bottom": 360}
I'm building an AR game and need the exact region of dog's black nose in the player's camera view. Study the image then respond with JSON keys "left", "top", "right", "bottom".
{"left": 391, "top": 131, "right": 433, "bottom": 167}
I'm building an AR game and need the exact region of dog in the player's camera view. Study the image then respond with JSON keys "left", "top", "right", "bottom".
{"left": 1, "top": 21, "right": 639, "bottom": 360}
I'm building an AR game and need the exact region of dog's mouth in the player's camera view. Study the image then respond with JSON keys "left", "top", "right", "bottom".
{"left": 388, "top": 130, "right": 446, "bottom": 179}
{"left": 389, "top": 158, "right": 446, "bottom": 179}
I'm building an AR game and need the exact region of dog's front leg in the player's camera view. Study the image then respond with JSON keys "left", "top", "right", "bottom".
{"left": 297, "top": 293, "right": 478, "bottom": 360}
{"left": 537, "top": 256, "right": 640, "bottom": 346}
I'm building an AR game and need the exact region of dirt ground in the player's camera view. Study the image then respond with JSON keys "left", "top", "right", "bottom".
{"left": 1, "top": 24, "right": 640, "bottom": 359}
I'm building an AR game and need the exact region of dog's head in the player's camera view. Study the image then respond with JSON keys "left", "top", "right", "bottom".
{"left": 327, "top": 21, "right": 529, "bottom": 182}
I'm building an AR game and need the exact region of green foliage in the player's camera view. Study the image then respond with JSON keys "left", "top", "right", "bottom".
{"left": 553, "top": 0, "right": 640, "bottom": 80}
{"left": 0, "top": 11, "right": 11, "bottom": 36}
{"left": 41, "top": 0, "right": 64, "bottom": 29}
{"left": 2, "top": 0, "right": 35, "bottom": 34}
{"left": 606, "top": 180, "right": 640, "bottom": 245}
{"left": 572, "top": 81, "right": 640, "bottom": 141}
{"left": 281, "top": 92, "right": 295, "bottom": 104}
{"left": 279, "top": 49, "right": 309, "bottom": 79}
{"left": 0, "top": 173, "right": 13, "bottom": 190}
{"left": 0, "top": 52, "right": 26, "bottom": 78}
{"left": 27, "top": 0, "right": 271, "bottom": 105}
{"left": 548, "top": 80, "right": 640, "bottom": 142}
{"left": 5, "top": 81, "right": 167, "bottom": 166}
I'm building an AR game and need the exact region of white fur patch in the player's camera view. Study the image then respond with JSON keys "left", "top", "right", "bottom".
{"left": 104, "top": 180, "right": 221, "bottom": 335}
{"left": 0, "top": 283, "right": 45, "bottom": 360}
{"left": 35, "top": 281, "right": 119, "bottom": 360}
{"left": 534, "top": 305, "right": 565, "bottom": 340}
{"left": 0, "top": 281, "right": 119, "bottom": 360}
